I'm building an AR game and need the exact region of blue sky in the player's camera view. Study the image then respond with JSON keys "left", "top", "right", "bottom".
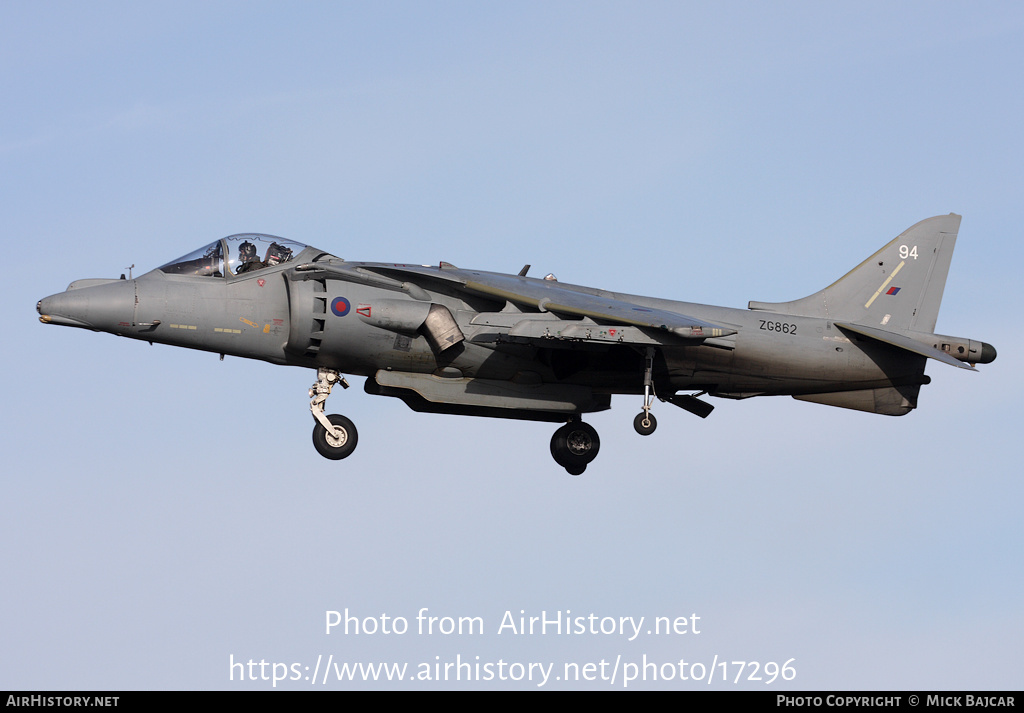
{"left": 2, "top": 1, "right": 1021, "bottom": 690}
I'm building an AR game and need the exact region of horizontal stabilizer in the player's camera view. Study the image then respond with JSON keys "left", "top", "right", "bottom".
{"left": 834, "top": 322, "right": 976, "bottom": 371}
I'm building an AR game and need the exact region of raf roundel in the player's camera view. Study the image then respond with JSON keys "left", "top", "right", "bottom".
{"left": 331, "top": 296, "right": 351, "bottom": 317}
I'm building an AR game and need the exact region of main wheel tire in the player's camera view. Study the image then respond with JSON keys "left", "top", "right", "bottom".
{"left": 312, "top": 414, "right": 358, "bottom": 460}
{"left": 633, "top": 411, "right": 657, "bottom": 436}
{"left": 550, "top": 421, "right": 601, "bottom": 470}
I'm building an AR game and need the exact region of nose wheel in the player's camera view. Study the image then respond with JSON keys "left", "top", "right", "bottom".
{"left": 309, "top": 367, "right": 358, "bottom": 460}
{"left": 550, "top": 420, "right": 600, "bottom": 475}
{"left": 312, "top": 413, "right": 358, "bottom": 459}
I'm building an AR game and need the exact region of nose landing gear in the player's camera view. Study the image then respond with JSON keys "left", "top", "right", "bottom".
{"left": 309, "top": 367, "right": 358, "bottom": 460}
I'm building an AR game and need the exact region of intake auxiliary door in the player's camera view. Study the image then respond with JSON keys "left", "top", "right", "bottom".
{"left": 284, "top": 274, "right": 328, "bottom": 360}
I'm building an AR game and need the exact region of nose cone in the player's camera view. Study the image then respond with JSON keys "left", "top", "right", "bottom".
{"left": 38, "top": 291, "right": 91, "bottom": 328}
{"left": 38, "top": 279, "right": 135, "bottom": 332}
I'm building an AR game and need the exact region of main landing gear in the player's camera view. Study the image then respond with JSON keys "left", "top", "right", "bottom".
{"left": 550, "top": 347, "right": 657, "bottom": 476}
{"left": 550, "top": 419, "right": 600, "bottom": 476}
{"left": 307, "top": 354, "right": 710, "bottom": 474}
{"left": 310, "top": 367, "right": 358, "bottom": 460}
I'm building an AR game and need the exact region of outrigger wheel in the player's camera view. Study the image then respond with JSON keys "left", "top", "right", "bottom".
{"left": 635, "top": 345, "right": 658, "bottom": 436}
{"left": 550, "top": 420, "right": 601, "bottom": 476}
{"left": 633, "top": 411, "right": 657, "bottom": 436}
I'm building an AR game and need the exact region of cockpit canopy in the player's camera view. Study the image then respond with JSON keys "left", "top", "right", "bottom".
{"left": 159, "top": 234, "right": 311, "bottom": 277}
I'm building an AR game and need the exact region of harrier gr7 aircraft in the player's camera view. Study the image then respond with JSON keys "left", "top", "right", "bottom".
{"left": 38, "top": 214, "right": 995, "bottom": 474}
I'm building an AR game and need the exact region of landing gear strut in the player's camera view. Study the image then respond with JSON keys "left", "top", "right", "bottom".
{"left": 309, "top": 367, "right": 358, "bottom": 460}
{"left": 550, "top": 419, "right": 600, "bottom": 476}
{"left": 634, "top": 346, "right": 658, "bottom": 436}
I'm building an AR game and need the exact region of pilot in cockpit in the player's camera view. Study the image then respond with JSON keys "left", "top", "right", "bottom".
{"left": 265, "top": 242, "right": 293, "bottom": 266}
{"left": 235, "top": 240, "right": 263, "bottom": 274}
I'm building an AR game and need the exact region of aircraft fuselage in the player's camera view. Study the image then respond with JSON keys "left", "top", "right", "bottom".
{"left": 39, "top": 263, "right": 943, "bottom": 403}
{"left": 37, "top": 217, "right": 997, "bottom": 473}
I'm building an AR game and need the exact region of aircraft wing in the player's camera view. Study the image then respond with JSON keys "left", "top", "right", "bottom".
{"left": 359, "top": 264, "right": 737, "bottom": 340}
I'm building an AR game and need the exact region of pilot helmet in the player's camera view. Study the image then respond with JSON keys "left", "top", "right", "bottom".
{"left": 239, "top": 241, "right": 257, "bottom": 262}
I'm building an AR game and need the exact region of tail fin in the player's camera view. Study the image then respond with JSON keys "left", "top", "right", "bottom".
{"left": 749, "top": 214, "right": 960, "bottom": 332}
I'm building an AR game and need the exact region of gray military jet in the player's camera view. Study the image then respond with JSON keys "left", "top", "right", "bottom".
{"left": 38, "top": 214, "right": 996, "bottom": 474}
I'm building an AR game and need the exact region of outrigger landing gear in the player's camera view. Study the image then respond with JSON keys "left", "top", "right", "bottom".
{"left": 309, "top": 367, "right": 358, "bottom": 460}
{"left": 633, "top": 411, "right": 657, "bottom": 436}
{"left": 634, "top": 346, "right": 658, "bottom": 436}
{"left": 550, "top": 419, "right": 600, "bottom": 476}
